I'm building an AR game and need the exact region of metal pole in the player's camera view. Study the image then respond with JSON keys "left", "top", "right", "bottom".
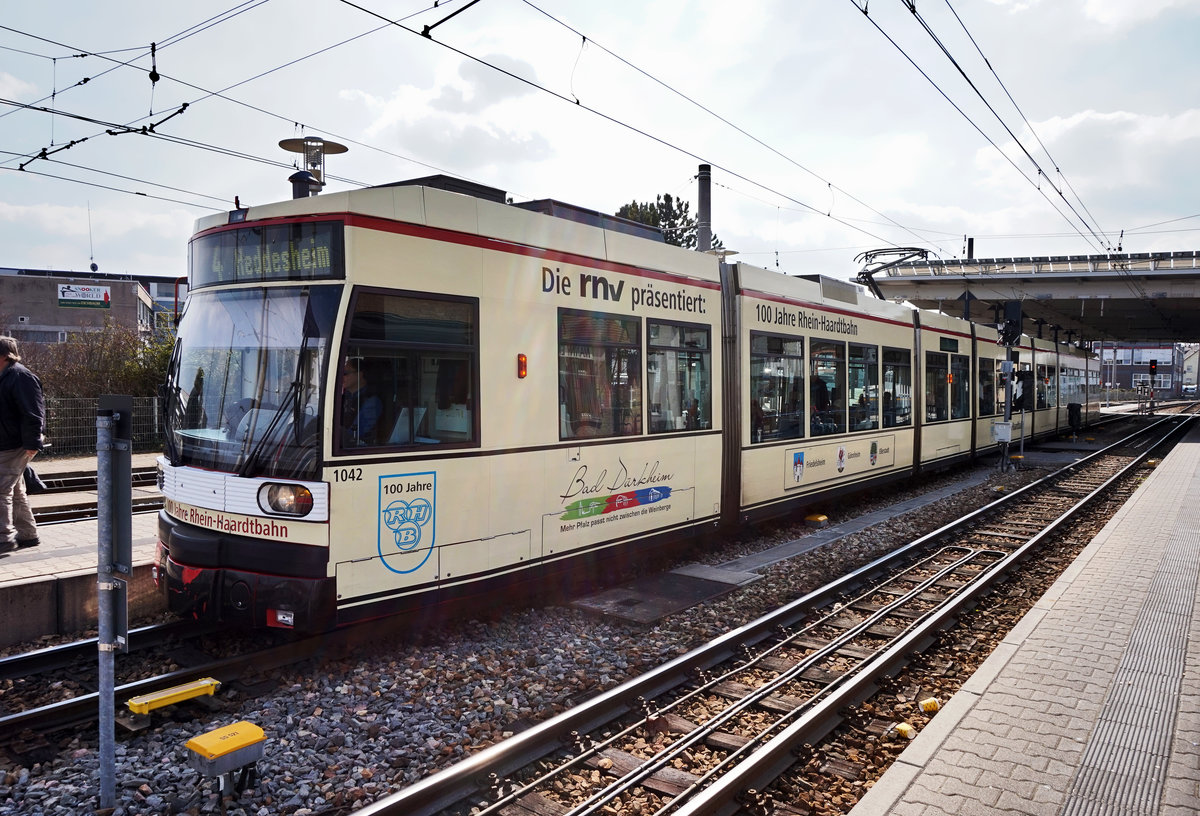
{"left": 696, "top": 164, "right": 712, "bottom": 253}
{"left": 1000, "top": 349, "right": 1014, "bottom": 471}
{"left": 97, "top": 408, "right": 116, "bottom": 808}
{"left": 1105, "top": 341, "right": 1112, "bottom": 407}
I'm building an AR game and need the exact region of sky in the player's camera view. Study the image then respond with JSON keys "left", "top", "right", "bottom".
{"left": 2, "top": 0, "right": 1200, "bottom": 283}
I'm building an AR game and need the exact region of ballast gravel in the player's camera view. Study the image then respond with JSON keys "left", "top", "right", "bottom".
{"left": 0, "top": 463, "right": 1044, "bottom": 815}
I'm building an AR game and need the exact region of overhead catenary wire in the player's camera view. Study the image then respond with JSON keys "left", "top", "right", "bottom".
{"left": 903, "top": 0, "right": 1114, "bottom": 253}
{"left": 10, "top": 0, "right": 895, "bottom": 251}
{"left": 2, "top": 2, "right": 1192, "bottom": 268}
{"left": 889, "top": 1, "right": 1158, "bottom": 305}
{"left": 0, "top": 1, "right": 271, "bottom": 121}
{"left": 336, "top": 0, "right": 902, "bottom": 253}
{"left": 0, "top": 149, "right": 230, "bottom": 205}
{"left": 850, "top": 0, "right": 1108, "bottom": 256}
{"left": 1, "top": 165, "right": 226, "bottom": 211}
{"left": 938, "top": 0, "right": 1113, "bottom": 250}
{"left": 7, "top": 1, "right": 911, "bottom": 257}
{"left": 0, "top": 96, "right": 372, "bottom": 189}
{"left": 1, "top": 2, "right": 461, "bottom": 191}
{"left": 520, "top": 0, "right": 956, "bottom": 258}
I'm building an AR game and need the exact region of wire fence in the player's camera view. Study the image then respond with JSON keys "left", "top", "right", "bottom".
{"left": 43, "top": 397, "right": 164, "bottom": 457}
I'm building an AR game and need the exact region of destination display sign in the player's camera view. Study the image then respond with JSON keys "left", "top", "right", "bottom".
{"left": 190, "top": 220, "right": 344, "bottom": 288}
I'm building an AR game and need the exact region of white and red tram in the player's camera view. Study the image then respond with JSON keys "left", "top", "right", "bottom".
{"left": 155, "top": 176, "right": 1096, "bottom": 629}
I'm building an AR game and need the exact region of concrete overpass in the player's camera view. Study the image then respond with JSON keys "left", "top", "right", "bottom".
{"left": 859, "top": 250, "right": 1200, "bottom": 343}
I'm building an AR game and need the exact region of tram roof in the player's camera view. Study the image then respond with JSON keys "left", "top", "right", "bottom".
{"left": 864, "top": 251, "right": 1200, "bottom": 343}
{"left": 372, "top": 175, "right": 664, "bottom": 242}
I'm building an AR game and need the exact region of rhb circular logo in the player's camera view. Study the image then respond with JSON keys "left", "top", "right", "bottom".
{"left": 378, "top": 474, "right": 435, "bottom": 574}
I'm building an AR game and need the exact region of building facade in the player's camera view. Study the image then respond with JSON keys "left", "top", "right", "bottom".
{"left": 0, "top": 267, "right": 182, "bottom": 342}
{"left": 1096, "top": 342, "right": 1185, "bottom": 395}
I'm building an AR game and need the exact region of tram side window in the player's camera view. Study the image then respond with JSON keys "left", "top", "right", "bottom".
{"left": 1062, "top": 367, "right": 1078, "bottom": 404}
{"left": 1036, "top": 364, "right": 1050, "bottom": 409}
{"left": 1011, "top": 364, "right": 1033, "bottom": 411}
{"left": 750, "top": 333, "right": 804, "bottom": 442}
{"left": 882, "top": 347, "right": 911, "bottom": 427}
{"left": 1044, "top": 365, "right": 1058, "bottom": 408}
{"left": 810, "top": 341, "right": 846, "bottom": 436}
{"left": 559, "top": 311, "right": 641, "bottom": 439}
{"left": 978, "top": 358, "right": 997, "bottom": 416}
{"left": 925, "top": 351, "right": 949, "bottom": 421}
{"left": 848, "top": 344, "right": 879, "bottom": 431}
{"left": 648, "top": 321, "right": 711, "bottom": 434}
{"left": 342, "top": 291, "right": 477, "bottom": 450}
{"left": 950, "top": 354, "right": 971, "bottom": 419}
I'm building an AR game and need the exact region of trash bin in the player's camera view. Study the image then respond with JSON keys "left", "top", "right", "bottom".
{"left": 1068, "top": 402, "right": 1082, "bottom": 432}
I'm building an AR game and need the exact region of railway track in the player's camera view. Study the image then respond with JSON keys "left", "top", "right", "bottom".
{"left": 0, "top": 416, "right": 1179, "bottom": 812}
{"left": 32, "top": 465, "right": 162, "bottom": 523}
{"left": 349, "top": 416, "right": 1189, "bottom": 816}
{"left": 0, "top": 618, "right": 385, "bottom": 741}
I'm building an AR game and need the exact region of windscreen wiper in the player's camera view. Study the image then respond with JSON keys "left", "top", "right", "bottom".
{"left": 160, "top": 338, "right": 185, "bottom": 466}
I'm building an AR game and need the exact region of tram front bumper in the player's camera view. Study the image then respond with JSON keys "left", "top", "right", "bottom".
{"left": 155, "top": 511, "right": 335, "bottom": 630}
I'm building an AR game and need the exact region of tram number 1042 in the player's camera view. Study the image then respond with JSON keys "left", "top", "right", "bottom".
{"left": 332, "top": 467, "right": 363, "bottom": 482}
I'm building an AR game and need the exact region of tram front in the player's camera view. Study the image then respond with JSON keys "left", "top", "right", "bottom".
{"left": 155, "top": 217, "right": 344, "bottom": 628}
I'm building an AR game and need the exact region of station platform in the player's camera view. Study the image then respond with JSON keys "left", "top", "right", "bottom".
{"left": 850, "top": 424, "right": 1200, "bottom": 816}
{"left": 0, "top": 452, "right": 164, "bottom": 646}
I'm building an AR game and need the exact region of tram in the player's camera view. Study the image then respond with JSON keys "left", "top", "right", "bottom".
{"left": 155, "top": 175, "right": 1097, "bottom": 629}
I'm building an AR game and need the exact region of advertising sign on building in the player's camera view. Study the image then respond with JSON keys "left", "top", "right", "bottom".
{"left": 58, "top": 284, "right": 111, "bottom": 308}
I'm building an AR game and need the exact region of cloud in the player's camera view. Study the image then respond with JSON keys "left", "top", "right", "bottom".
{"left": 0, "top": 71, "right": 37, "bottom": 100}
{"left": 430, "top": 55, "right": 537, "bottom": 114}
{"left": 987, "top": 0, "right": 1200, "bottom": 25}
{"left": 340, "top": 55, "right": 553, "bottom": 171}
{"left": 996, "top": 108, "right": 1200, "bottom": 193}
{"left": 0, "top": 200, "right": 190, "bottom": 239}
{"left": 1081, "top": 0, "right": 1200, "bottom": 26}
{"left": 0, "top": 200, "right": 193, "bottom": 275}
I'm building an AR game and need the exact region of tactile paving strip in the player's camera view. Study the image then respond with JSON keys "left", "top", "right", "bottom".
{"left": 1061, "top": 524, "right": 1200, "bottom": 816}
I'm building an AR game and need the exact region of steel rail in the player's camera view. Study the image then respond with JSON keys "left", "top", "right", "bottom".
{"left": 0, "top": 620, "right": 396, "bottom": 735}
{"left": 355, "top": 416, "right": 1188, "bottom": 816}
{"left": 35, "top": 497, "right": 163, "bottom": 524}
{"left": 32, "top": 465, "right": 161, "bottom": 524}
{"left": 669, "top": 416, "right": 1193, "bottom": 816}
{"left": 0, "top": 620, "right": 221, "bottom": 681}
{"left": 553, "top": 547, "right": 1002, "bottom": 816}
{"left": 470, "top": 547, "right": 996, "bottom": 816}
{"left": 37, "top": 466, "right": 158, "bottom": 494}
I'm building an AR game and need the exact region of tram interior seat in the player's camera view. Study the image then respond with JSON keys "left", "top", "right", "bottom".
{"left": 234, "top": 408, "right": 276, "bottom": 445}
{"left": 388, "top": 407, "right": 427, "bottom": 444}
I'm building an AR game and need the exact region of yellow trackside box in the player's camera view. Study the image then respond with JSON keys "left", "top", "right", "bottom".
{"left": 127, "top": 677, "right": 220, "bottom": 715}
{"left": 185, "top": 721, "right": 266, "bottom": 777}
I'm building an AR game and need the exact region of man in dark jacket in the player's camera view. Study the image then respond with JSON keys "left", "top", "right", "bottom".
{"left": 0, "top": 336, "right": 45, "bottom": 552}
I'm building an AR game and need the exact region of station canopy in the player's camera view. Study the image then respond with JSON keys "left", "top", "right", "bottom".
{"left": 858, "top": 250, "right": 1200, "bottom": 344}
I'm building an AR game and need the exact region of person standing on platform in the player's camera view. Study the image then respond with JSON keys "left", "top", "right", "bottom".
{"left": 0, "top": 336, "right": 45, "bottom": 552}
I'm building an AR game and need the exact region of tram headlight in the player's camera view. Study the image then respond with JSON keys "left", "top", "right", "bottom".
{"left": 258, "top": 483, "right": 314, "bottom": 517}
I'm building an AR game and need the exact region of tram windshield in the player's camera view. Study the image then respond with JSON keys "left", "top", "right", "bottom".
{"left": 163, "top": 285, "right": 340, "bottom": 479}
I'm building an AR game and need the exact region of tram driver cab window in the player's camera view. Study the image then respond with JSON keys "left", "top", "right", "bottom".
{"left": 341, "top": 290, "right": 478, "bottom": 452}
{"left": 340, "top": 357, "right": 383, "bottom": 447}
